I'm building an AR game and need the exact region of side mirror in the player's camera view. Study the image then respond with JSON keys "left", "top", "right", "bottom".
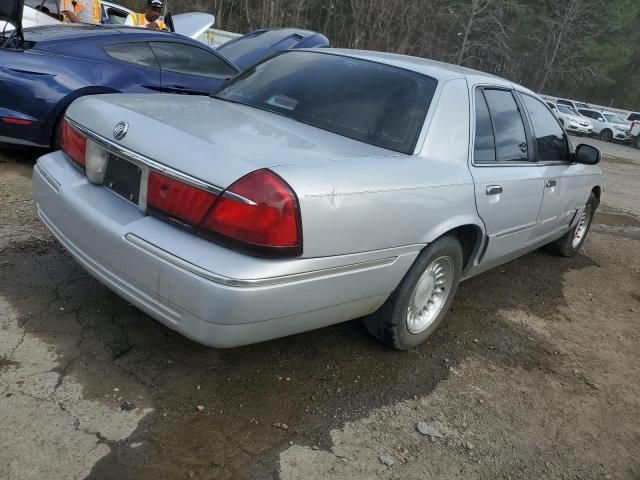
{"left": 574, "top": 144, "right": 600, "bottom": 165}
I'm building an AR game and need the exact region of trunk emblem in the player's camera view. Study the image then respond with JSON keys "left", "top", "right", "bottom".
{"left": 113, "top": 121, "right": 129, "bottom": 140}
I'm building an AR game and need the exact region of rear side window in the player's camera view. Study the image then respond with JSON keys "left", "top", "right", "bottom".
{"left": 578, "top": 109, "right": 593, "bottom": 118}
{"left": 482, "top": 89, "right": 528, "bottom": 162}
{"left": 628, "top": 113, "right": 640, "bottom": 121}
{"left": 557, "top": 99, "right": 571, "bottom": 106}
{"left": 149, "top": 42, "right": 237, "bottom": 78}
{"left": 521, "top": 94, "right": 570, "bottom": 162}
{"left": 474, "top": 90, "right": 496, "bottom": 163}
{"left": 104, "top": 43, "right": 159, "bottom": 68}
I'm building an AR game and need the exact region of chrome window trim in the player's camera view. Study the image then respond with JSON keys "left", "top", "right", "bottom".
{"left": 469, "top": 84, "right": 538, "bottom": 168}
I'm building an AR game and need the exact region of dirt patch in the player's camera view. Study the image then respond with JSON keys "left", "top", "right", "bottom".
{"left": 594, "top": 211, "right": 640, "bottom": 228}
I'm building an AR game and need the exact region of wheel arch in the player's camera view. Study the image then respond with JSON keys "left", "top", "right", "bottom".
{"left": 591, "top": 185, "right": 601, "bottom": 208}
{"left": 419, "top": 216, "right": 486, "bottom": 275}
{"left": 48, "top": 86, "right": 121, "bottom": 146}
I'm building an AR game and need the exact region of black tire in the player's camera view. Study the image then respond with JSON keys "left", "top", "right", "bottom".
{"left": 599, "top": 129, "right": 613, "bottom": 142}
{"left": 635, "top": 136, "right": 640, "bottom": 150}
{"left": 52, "top": 115, "right": 64, "bottom": 149}
{"left": 364, "top": 236, "right": 463, "bottom": 350}
{"left": 546, "top": 193, "right": 597, "bottom": 257}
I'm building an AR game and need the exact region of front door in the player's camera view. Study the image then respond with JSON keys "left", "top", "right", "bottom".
{"left": 519, "top": 93, "right": 586, "bottom": 243}
{"left": 469, "top": 88, "right": 544, "bottom": 268}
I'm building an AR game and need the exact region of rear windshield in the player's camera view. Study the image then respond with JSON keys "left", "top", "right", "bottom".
{"left": 218, "top": 31, "right": 300, "bottom": 64}
{"left": 214, "top": 51, "right": 438, "bottom": 154}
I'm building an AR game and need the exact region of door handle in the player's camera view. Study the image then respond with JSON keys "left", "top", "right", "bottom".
{"left": 546, "top": 179, "right": 557, "bottom": 188}
{"left": 486, "top": 185, "right": 503, "bottom": 195}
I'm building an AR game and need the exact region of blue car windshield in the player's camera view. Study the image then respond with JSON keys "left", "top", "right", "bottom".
{"left": 214, "top": 51, "right": 438, "bottom": 154}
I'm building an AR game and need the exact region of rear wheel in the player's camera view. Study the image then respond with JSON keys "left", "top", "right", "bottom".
{"left": 635, "top": 136, "right": 640, "bottom": 149}
{"left": 599, "top": 129, "right": 613, "bottom": 142}
{"left": 546, "top": 193, "right": 597, "bottom": 257}
{"left": 364, "top": 236, "right": 462, "bottom": 350}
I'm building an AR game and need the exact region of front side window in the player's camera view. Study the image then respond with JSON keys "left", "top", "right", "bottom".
{"left": 149, "top": 42, "right": 238, "bottom": 79}
{"left": 215, "top": 51, "right": 438, "bottom": 154}
{"left": 521, "top": 94, "right": 570, "bottom": 162}
{"left": 474, "top": 90, "right": 496, "bottom": 163}
{"left": 104, "top": 42, "right": 159, "bottom": 69}
{"left": 482, "top": 89, "right": 529, "bottom": 162}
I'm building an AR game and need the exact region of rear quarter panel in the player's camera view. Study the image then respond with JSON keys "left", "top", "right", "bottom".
{"left": 273, "top": 78, "right": 482, "bottom": 258}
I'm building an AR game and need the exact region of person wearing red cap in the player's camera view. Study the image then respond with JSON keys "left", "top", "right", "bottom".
{"left": 125, "top": 0, "right": 167, "bottom": 30}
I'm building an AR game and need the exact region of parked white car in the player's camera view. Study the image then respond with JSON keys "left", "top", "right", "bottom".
{"left": 556, "top": 98, "right": 590, "bottom": 112}
{"left": 626, "top": 111, "right": 640, "bottom": 127}
{"left": 577, "top": 108, "right": 632, "bottom": 142}
{"left": 553, "top": 104, "right": 593, "bottom": 136}
{"left": 630, "top": 119, "right": 640, "bottom": 149}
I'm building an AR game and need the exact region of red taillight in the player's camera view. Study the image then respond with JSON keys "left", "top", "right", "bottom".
{"left": 60, "top": 119, "right": 87, "bottom": 167}
{"left": 1, "top": 117, "right": 33, "bottom": 126}
{"left": 147, "top": 172, "right": 217, "bottom": 229}
{"left": 198, "top": 169, "right": 302, "bottom": 257}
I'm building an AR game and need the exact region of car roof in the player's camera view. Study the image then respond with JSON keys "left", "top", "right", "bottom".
{"left": 308, "top": 49, "right": 518, "bottom": 88}
{"left": 217, "top": 28, "right": 329, "bottom": 70}
{"left": 24, "top": 24, "right": 181, "bottom": 43}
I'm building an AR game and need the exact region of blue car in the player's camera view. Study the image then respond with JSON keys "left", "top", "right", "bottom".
{"left": 0, "top": 25, "right": 329, "bottom": 148}
{"left": 216, "top": 28, "right": 330, "bottom": 70}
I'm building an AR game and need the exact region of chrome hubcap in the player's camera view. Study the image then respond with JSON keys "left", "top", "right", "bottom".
{"left": 406, "top": 256, "right": 454, "bottom": 334}
{"left": 572, "top": 206, "right": 592, "bottom": 248}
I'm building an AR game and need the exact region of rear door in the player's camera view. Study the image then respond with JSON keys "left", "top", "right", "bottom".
{"left": 470, "top": 87, "right": 544, "bottom": 267}
{"left": 519, "top": 93, "right": 585, "bottom": 243}
{"left": 149, "top": 41, "right": 238, "bottom": 95}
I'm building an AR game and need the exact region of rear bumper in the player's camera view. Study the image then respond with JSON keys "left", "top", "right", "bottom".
{"left": 33, "top": 151, "right": 420, "bottom": 347}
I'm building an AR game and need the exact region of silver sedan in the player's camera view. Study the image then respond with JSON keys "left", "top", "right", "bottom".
{"left": 33, "top": 49, "right": 604, "bottom": 349}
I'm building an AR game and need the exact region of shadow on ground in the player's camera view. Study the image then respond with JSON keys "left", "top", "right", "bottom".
{"left": 0, "top": 237, "right": 598, "bottom": 479}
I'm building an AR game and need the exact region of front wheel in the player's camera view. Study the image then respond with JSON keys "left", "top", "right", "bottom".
{"left": 364, "top": 236, "right": 463, "bottom": 350}
{"left": 546, "top": 194, "right": 597, "bottom": 257}
{"left": 635, "top": 136, "right": 640, "bottom": 149}
{"left": 599, "top": 129, "right": 613, "bottom": 142}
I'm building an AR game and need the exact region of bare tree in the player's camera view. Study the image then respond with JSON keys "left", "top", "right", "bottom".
{"left": 534, "top": 0, "right": 597, "bottom": 92}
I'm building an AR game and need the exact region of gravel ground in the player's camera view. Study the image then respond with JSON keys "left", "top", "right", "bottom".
{"left": 0, "top": 143, "right": 639, "bottom": 480}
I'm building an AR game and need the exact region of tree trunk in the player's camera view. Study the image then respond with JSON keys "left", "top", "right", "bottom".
{"left": 457, "top": 0, "right": 478, "bottom": 65}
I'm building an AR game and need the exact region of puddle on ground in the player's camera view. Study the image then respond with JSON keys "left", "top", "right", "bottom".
{"left": 594, "top": 212, "right": 640, "bottom": 228}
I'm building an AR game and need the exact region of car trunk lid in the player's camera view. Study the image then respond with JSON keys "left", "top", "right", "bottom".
{"left": 65, "top": 93, "right": 397, "bottom": 189}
